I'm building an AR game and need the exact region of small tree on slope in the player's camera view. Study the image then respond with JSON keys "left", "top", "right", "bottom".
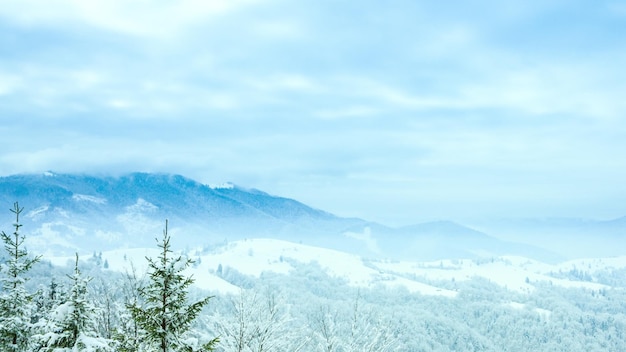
{"left": 129, "top": 220, "right": 218, "bottom": 352}
{"left": 0, "top": 202, "right": 41, "bottom": 351}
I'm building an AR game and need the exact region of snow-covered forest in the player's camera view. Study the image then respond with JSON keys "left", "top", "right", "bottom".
{"left": 2, "top": 202, "right": 626, "bottom": 351}
{"left": 3, "top": 0, "right": 625, "bottom": 348}
{"left": 1, "top": 203, "right": 215, "bottom": 351}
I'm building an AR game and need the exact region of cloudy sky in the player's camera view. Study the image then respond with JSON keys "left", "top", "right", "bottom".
{"left": 1, "top": 0, "right": 625, "bottom": 225}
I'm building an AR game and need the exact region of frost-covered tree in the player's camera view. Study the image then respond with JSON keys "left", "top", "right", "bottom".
{"left": 113, "top": 264, "right": 144, "bottom": 352}
{"left": 343, "top": 295, "right": 401, "bottom": 352}
{"left": 129, "top": 220, "right": 218, "bottom": 352}
{"left": 33, "top": 254, "right": 113, "bottom": 352}
{"left": 309, "top": 305, "right": 342, "bottom": 352}
{"left": 212, "top": 288, "right": 306, "bottom": 352}
{"left": 90, "top": 278, "right": 119, "bottom": 341}
{"left": 308, "top": 296, "right": 402, "bottom": 352}
{"left": 0, "top": 202, "right": 41, "bottom": 351}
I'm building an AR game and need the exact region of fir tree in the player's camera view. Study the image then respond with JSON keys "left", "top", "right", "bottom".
{"left": 33, "top": 254, "right": 113, "bottom": 352}
{"left": 32, "top": 278, "right": 62, "bottom": 332}
{"left": 129, "top": 220, "right": 218, "bottom": 352}
{"left": 0, "top": 202, "right": 41, "bottom": 351}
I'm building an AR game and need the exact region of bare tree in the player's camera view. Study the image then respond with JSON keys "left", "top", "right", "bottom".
{"left": 309, "top": 305, "right": 342, "bottom": 352}
{"left": 213, "top": 288, "right": 307, "bottom": 352}
{"left": 308, "top": 295, "right": 402, "bottom": 352}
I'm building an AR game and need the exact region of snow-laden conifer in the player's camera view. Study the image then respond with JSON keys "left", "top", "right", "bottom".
{"left": 33, "top": 254, "right": 113, "bottom": 352}
{"left": 0, "top": 202, "right": 41, "bottom": 351}
{"left": 128, "top": 220, "right": 218, "bottom": 352}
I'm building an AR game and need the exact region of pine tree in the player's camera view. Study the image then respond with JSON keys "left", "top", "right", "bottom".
{"left": 0, "top": 202, "right": 41, "bottom": 351}
{"left": 32, "top": 278, "right": 62, "bottom": 333}
{"left": 33, "top": 254, "right": 113, "bottom": 352}
{"left": 129, "top": 220, "right": 218, "bottom": 352}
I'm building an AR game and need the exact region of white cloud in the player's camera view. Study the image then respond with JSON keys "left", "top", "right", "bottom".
{"left": 330, "top": 59, "right": 625, "bottom": 120}
{"left": 0, "top": 0, "right": 260, "bottom": 37}
{"left": 244, "top": 73, "right": 321, "bottom": 94}
{"left": 459, "top": 64, "right": 626, "bottom": 118}
{"left": 1, "top": 0, "right": 625, "bottom": 224}
{"left": 251, "top": 19, "right": 305, "bottom": 40}
{"left": 314, "top": 106, "right": 380, "bottom": 120}
{"left": 0, "top": 72, "right": 21, "bottom": 95}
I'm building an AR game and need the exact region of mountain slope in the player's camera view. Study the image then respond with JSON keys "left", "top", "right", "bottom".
{"left": 477, "top": 217, "right": 626, "bottom": 259}
{"left": 0, "top": 172, "right": 571, "bottom": 261}
{"left": 372, "top": 220, "right": 559, "bottom": 262}
{"left": 0, "top": 172, "right": 366, "bottom": 254}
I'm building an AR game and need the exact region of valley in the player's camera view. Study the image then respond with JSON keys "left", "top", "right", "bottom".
{"left": 2, "top": 172, "right": 626, "bottom": 351}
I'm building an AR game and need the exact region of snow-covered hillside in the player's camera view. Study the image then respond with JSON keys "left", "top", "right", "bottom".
{"left": 44, "top": 238, "right": 622, "bottom": 298}
{"left": 26, "top": 231, "right": 626, "bottom": 351}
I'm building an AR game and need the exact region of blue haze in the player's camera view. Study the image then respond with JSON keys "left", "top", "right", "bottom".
{"left": 0, "top": 1, "right": 625, "bottom": 225}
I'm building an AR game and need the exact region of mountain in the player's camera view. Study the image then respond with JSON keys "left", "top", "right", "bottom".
{"left": 0, "top": 172, "right": 366, "bottom": 255}
{"left": 0, "top": 172, "right": 558, "bottom": 260}
{"left": 476, "top": 217, "right": 626, "bottom": 259}
{"left": 0, "top": 172, "right": 338, "bottom": 225}
{"left": 377, "top": 221, "right": 560, "bottom": 262}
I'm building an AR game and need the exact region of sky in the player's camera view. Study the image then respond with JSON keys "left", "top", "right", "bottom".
{"left": 1, "top": 0, "right": 625, "bottom": 226}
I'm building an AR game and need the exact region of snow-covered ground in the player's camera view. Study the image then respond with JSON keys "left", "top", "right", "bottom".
{"left": 193, "top": 238, "right": 458, "bottom": 297}
{"left": 44, "top": 238, "right": 625, "bottom": 297}
{"left": 374, "top": 255, "right": 612, "bottom": 293}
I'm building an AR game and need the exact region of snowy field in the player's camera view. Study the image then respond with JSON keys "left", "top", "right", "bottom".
{"left": 45, "top": 238, "right": 625, "bottom": 297}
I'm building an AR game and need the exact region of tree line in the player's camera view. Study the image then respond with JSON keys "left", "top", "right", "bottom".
{"left": 0, "top": 202, "right": 217, "bottom": 352}
{"left": 3, "top": 201, "right": 626, "bottom": 351}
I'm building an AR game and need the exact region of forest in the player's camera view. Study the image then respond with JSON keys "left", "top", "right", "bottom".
{"left": 2, "top": 202, "right": 626, "bottom": 351}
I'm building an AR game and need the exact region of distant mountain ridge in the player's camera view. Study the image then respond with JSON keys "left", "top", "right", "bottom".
{"left": 478, "top": 216, "right": 626, "bottom": 259}
{"left": 0, "top": 172, "right": 344, "bottom": 222}
{"left": 0, "top": 172, "right": 564, "bottom": 261}
{"left": 0, "top": 172, "right": 364, "bottom": 254}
